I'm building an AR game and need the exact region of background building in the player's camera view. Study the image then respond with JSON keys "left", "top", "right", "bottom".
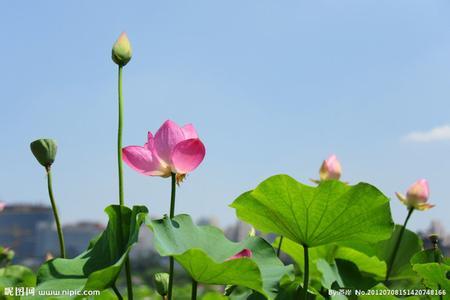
{"left": 0, "top": 203, "right": 104, "bottom": 266}
{"left": 35, "top": 221, "right": 104, "bottom": 259}
{"left": 0, "top": 204, "right": 53, "bottom": 263}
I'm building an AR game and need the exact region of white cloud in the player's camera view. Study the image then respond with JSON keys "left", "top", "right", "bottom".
{"left": 403, "top": 125, "right": 450, "bottom": 143}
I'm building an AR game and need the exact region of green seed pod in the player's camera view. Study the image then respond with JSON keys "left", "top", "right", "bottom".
{"left": 30, "top": 139, "right": 57, "bottom": 168}
{"left": 153, "top": 272, "right": 169, "bottom": 297}
{"left": 112, "top": 32, "right": 132, "bottom": 66}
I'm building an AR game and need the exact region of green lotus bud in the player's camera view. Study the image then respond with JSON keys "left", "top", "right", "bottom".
{"left": 0, "top": 247, "right": 14, "bottom": 264}
{"left": 30, "top": 139, "right": 57, "bottom": 168}
{"left": 153, "top": 272, "right": 169, "bottom": 297}
{"left": 429, "top": 234, "right": 439, "bottom": 246}
{"left": 112, "top": 32, "right": 132, "bottom": 66}
{"left": 248, "top": 227, "right": 256, "bottom": 237}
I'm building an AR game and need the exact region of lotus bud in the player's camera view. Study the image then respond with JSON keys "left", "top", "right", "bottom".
{"left": 153, "top": 272, "right": 169, "bottom": 297}
{"left": 395, "top": 179, "right": 434, "bottom": 211}
{"left": 319, "top": 154, "right": 342, "bottom": 181}
{"left": 0, "top": 202, "right": 5, "bottom": 212}
{"left": 45, "top": 252, "right": 54, "bottom": 261}
{"left": 112, "top": 32, "right": 132, "bottom": 66}
{"left": 429, "top": 234, "right": 439, "bottom": 245}
{"left": 248, "top": 227, "right": 256, "bottom": 237}
{"left": 0, "top": 247, "right": 14, "bottom": 263}
{"left": 30, "top": 139, "right": 57, "bottom": 169}
{"left": 226, "top": 249, "right": 253, "bottom": 261}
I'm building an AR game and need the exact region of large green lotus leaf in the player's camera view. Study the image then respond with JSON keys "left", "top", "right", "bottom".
{"left": 412, "top": 263, "right": 450, "bottom": 296}
{"left": 35, "top": 205, "right": 148, "bottom": 298}
{"left": 230, "top": 175, "right": 394, "bottom": 247}
{"left": 376, "top": 225, "right": 423, "bottom": 280}
{"left": 149, "top": 214, "right": 293, "bottom": 299}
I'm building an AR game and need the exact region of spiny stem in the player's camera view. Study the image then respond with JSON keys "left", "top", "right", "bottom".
{"left": 168, "top": 173, "right": 177, "bottom": 300}
{"left": 302, "top": 245, "right": 309, "bottom": 299}
{"left": 385, "top": 207, "right": 414, "bottom": 282}
{"left": 117, "top": 65, "right": 133, "bottom": 300}
{"left": 46, "top": 167, "right": 66, "bottom": 258}
{"left": 277, "top": 236, "right": 284, "bottom": 257}
{"left": 191, "top": 279, "right": 198, "bottom": 300}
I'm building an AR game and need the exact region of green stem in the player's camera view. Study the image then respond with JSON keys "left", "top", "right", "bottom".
{"left": 118, "top": 66, "right": 124, "bottom": 206}
{"left": 302, "top": 245, "right": 309, "bottom": 300}
{"left": 124, "top": 258, "right": 133, "bottom": 300}
{"left": 170, "top": 173, "right": 176, "bottom": 218}
{"left": 277, "top": 236, "right": 284, "bottom": 257}
{"left": 112, "top": 284, "right": 123, "bottom": 300}
{"left": 432, "top": 238, "right": 444, "bottom": 300}
{"left": 191, "top": 279, "right": 198, "bottom": 300}
{"left": 168, "top": 173, "right": 177, "bottom": 300}
{"left": 46, "top": 167, "right": 66, "bottom": 258}
{"left": 385, "top": 207, "right": 414, "bottom": 282}
{"left": 117, "top": 65, "right": 133, "bottom": 300}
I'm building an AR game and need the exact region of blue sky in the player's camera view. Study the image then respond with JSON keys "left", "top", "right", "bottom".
{"left": 1, "top": 1, "right": 450, "bottom": 232}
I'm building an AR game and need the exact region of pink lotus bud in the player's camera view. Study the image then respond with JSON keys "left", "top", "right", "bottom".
{"left": 0, "top": 202, "right": 5, "bottom": 212}
{"left": 319, "top": 154, "right": 342, "bottom": 180}
{"left": 396, "top": 179, "right": 434, "bottom": 211}
{"left": 406, "top": 179, "right": 429, "bottom": 203}
{"left": 226, "top": 249, "right": 253, "bottom": 261}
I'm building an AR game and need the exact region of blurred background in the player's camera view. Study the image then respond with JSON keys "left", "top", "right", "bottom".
{"left": 1, "top": 0, "right": 449, "bottom": 281}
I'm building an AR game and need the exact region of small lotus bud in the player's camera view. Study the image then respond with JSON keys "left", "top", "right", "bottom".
{"left": 429, "top": 234, "right": 439, "bottom": 245}
{"left": 319, "top": 154, "right": 342, "bottom": 181}
{"left": 407, "top": 179, "right": 429, "bottom": 203}
{"left": 0, "top": 247, "right": 14, "bottom": 262}
{"left": 226, "top": 249, "right": 253, "bottom": 261}
{"left": 248, "top": 227, "right": 256, "bottom": 237}
{"left": 112, "top": 32, "right": 132, "bottom": 66}
{"left": 0, "top": 202, "right": 5, "bottom": 212}
{"left": 153, "top": 272, "right": 169, "bottom": 297}
{"left": 30, "top": 139, "right": 57, "bottom": 168}
{"left": 6, "top": 249, "right": 14, "bottom": 261}
{"left": 395, "top": 179, "right": 434, "bottom": 211}
{"left": 45, "top": 252, "right": 54, "bottom": 261}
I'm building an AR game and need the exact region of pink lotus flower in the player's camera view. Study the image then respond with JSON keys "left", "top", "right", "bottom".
{"left": 226, "top": 249, "right": 253, "bottom": 261}
{"left": 319, "top": 154, "right": 342, "bottom": 181}
{"left": 0, "top": 202, "right": 5, "bottom": 212}
{"left": 396, "top": 179, "right": 434, "bottom": 211}
{"left": 122, "top": 120, "right": 206, "bottom": 177}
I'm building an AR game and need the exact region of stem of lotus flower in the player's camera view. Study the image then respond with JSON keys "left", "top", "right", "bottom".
{"left": 118, "top": 66, "right": 125, "bottom": 206}
{"left": 116, "top": 65, "right": 134, "bottom": 300}
{"left": 191, "top": 279, "right": 197, "bottom": 300}
{"left": 385, "top": 207, "right": 414, "bottom": 282}
{"left": 112, "top": 284, "right": 123, "bottom": 300}
{"left": 302, "top": 245, "right": 309, "bottom": 299}
{"left": 168, "top": 172, "right": 177, "bottom": 300}
{"left": 45, "top": 167, "right": 66, "bottom": 258}
{"left": 170, "top": 172, "right": 176, "bottom": 218}
{"left": 276, "top": 236, "right": 284, "bottom": 257}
